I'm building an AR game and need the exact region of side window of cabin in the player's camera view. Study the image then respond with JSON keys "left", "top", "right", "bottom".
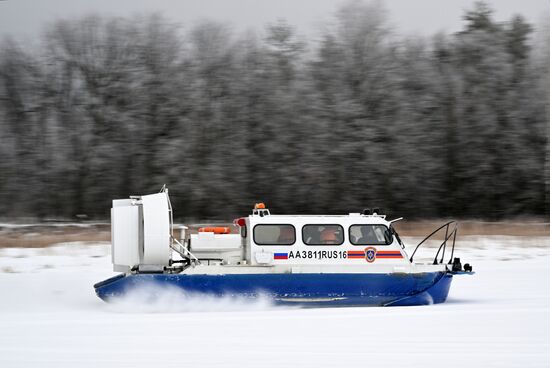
{"left": 349, "top": 225, "right": 392, "bottom": 245}
{"left": 253, "top": 224, "right": 296, "bottom": 245}
{"left": 302, "top": 225, "right": 344, "bottom": 245}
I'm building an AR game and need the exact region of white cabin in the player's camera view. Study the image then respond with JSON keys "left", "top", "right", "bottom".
{"left": 243, "top": 207, "right": 408, "bottom": 267}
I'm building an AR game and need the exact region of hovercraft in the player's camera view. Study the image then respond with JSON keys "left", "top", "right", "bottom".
{"left": 94, "top": 187, "right": 473, "bottom": 307}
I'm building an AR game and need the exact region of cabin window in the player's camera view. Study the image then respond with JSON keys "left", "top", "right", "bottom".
{"left": 349, "top": 225, "right": 392, "bottom": 245}
{"left": 302, "top": 224, "right": 344, "bottom": 245}
{"left": 253, "top": 224, "right": 296, "bottom": 245}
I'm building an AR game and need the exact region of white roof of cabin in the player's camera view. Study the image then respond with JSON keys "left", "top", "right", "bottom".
{"left": 249, "top": 214, "right": 390, "bottom": 226}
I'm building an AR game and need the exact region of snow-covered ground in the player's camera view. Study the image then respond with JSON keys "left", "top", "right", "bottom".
{"left": 0, "top": 237, "right": 549, "bottom": 367}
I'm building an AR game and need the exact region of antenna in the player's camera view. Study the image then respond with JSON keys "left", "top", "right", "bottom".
{"left": 389, "top": 217, "right": 403, "bottom": 223}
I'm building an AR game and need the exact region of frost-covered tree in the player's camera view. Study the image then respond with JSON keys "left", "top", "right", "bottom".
{"left": 309, "top": 0, "right": 400, "bottom": 213}
{"left": 449, "top": 5, "right": 545, "bottom": 217}
{"left": 0, "top": 39, "right": 49, "bottom": 217}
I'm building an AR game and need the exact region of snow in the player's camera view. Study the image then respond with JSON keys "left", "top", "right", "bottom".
{"left": 1, "top": 237, "right": 549, "bottom": 367}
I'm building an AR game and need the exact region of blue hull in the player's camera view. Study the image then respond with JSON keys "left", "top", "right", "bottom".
{"left": 94, "top": 271, "right": 453, "bottom": 307}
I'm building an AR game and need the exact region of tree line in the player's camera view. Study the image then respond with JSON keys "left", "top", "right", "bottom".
{"left": 0, "top": 1, "right": 548, "bottom": 221}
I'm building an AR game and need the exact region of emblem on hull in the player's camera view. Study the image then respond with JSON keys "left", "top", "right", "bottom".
{"left": 365, "top": 247, "right": 376, "bottom": 263}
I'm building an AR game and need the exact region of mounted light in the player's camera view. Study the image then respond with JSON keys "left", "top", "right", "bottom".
{"left": 233, "top": 217, "right": 247, "bottom": 238}
{"left": 254, "top": 202, "right": 266, "bottom": 209}
{"left": 234, "top": 217, "right": 246, "bottom": 227}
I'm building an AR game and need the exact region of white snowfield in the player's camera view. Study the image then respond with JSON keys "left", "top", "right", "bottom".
{"left": 0, "top": 236, "right": 549, "bottom": 368}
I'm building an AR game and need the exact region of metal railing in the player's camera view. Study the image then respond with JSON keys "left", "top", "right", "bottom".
{"left": 409, "top": 221, "right": 458, "bottom": 265}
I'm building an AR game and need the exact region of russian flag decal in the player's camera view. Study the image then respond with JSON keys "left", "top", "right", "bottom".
{"left": 274, "top": 252, "right": 288, "bottom": 260}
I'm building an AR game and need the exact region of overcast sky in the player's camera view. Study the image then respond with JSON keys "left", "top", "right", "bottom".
{"left": 1, "top": 0, "right": 549, "bottom": 40}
